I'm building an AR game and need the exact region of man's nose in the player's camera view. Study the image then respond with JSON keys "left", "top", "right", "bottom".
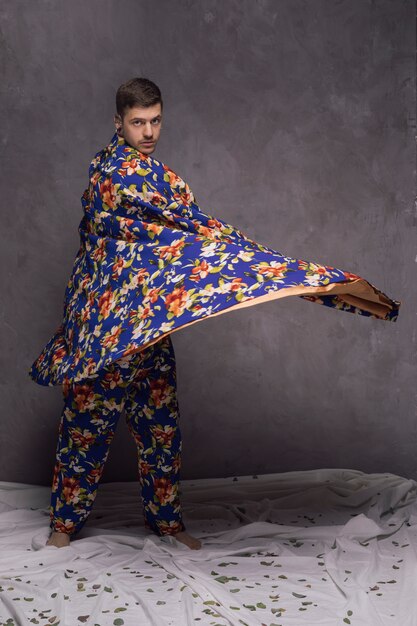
{"left": 143, "top": 123, "right": 153, "bottom": 137}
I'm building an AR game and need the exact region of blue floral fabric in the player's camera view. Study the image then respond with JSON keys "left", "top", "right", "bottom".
{"left": 49, "top": 335, "right": 185, "bottom": 537}
{"left": 30, "top": 133, "right": 400, "bottom": 386}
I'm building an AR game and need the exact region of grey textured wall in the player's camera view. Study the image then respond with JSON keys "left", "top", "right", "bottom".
{"left": 0, "top": 0, "right": 415, "bottom": 485}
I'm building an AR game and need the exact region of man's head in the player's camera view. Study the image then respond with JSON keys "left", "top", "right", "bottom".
{"left": 114, "top": 77, "right": 163, "bottom": 155}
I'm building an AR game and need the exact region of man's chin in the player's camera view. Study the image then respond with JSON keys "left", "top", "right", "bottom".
{"left": 139, "top": 143, "right": 156, "bottom": 154}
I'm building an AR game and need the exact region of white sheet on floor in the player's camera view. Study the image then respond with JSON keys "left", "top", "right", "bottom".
{"left": 0, "top": 468, "right": 416, "bottom": 626}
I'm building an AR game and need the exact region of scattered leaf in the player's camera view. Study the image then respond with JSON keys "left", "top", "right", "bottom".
{"left": 215, "top": 576, "right": 229, "bottom": 584}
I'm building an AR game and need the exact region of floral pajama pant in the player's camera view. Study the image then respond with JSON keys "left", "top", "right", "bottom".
{"left": 49, "top": 336, "right": 185, "bottom": 537}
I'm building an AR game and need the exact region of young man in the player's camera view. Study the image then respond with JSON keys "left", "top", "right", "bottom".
{"left": 32, "top": 77, "right": 398, "bottom": 550}
{"left": 44, "top": 78, "right": 201, "bottom": 550}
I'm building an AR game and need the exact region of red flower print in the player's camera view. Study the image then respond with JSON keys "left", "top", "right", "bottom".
{"left": 53, "top": 518, "right": 76, "bottom": 534}
{"left": 98, "top": 289, "right": 114, "bottom": 319}
{"left": 73, "top": 384, "right": 95, "bottom": 412}
{"left": 144, "top": 222, "right": 164, "bottom": 236}
{"left": 255, "top": 263, "right": 287, "bottom": 278}
{"left": 119, "top": 158, "right": 138, "bottom": 176}
{"left": 158, "top": 239, "right": 185, "bottom": 261}
{"left": 101, "top": 326, "right": 122, "bottom": 349}
{"left": 230, "top": 277, "right": 244, "bottom": 291}
{"left": 144, "top": 287, "right": 161, "bottom": 304}
{"left": 102, "top": 370, "right": 122, "bottom": 389}
{"left": 99, "top": 179, "right": 117, "bottom": 209}
{"left": 165, "top": 285, "right": 188, "bottom": 316}
{"left": 81, "top": 305, "right": 91, "bottom": 323}
{"left": 70, "top": 428, "right": 96, "bottom": 448}
{"left": 52, "top": 346, "right": 67, "bottom": 364}
{"left": 111, "top": 257, "right": 125, "bottom": 279}
{"left": 61, "top": 476, "right": 81, "bottom": 504}
{"left": 343, "top": 271, "right": 360, "bottom": 280}
{"left": 150, "top": 378, "right": 174, "bottom": 408}
{"left": 62, "top": 378, "right": 71, "bottom": 399}
{"left": 91, "top": 171, "right": 101, "bottom": 186}
{"left": 163, "top": 167, "right": 182, "bottom": 186}
{"left": 85, "top": 358, "right": 97, "bottom": 376}
{"left": 196, "top": 225, "right": 218, "bottom": 240}
{"left": 190, "top": 260, "right": 210, "bottom": 281}
{"left": 151, "top": 425, "right": 175, "bottom": 447}
{"left": 153, "top": 477, "right": 175, "bottom": 505}
{"left": 149, "top": 191, "right": 165, "bottom": 206}
{"left": 139, "top": 458, "right": 154, "bottom": 475}
{"left": 120, "top": 217, "right": 135, "bottom": 228}
{"left": 92, "top": 238, "right": 107, "bottom": 262}
{"left": 207, "top": 218, "right": 222, "bottom": 230}
{"left": 51, "top": 461, "right": 63, "bottom": 492}
{"left": 157, "top": 519, "right": 184, "bottom": 535}
{"left": 140, "top": 306, "right": 152, "bottom": 320}
{"left": 172, "top": 452, "right": 181, "bottom": 474}
{"left": 86, "top": 466, "right": 103, "bottom": 485}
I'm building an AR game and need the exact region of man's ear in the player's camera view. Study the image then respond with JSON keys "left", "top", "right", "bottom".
{"left": 114, "top": 114, "right": 123, "bottom": 136}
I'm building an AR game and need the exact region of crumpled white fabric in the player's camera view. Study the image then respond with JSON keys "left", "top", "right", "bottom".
{"left": 0, "top": 468, "right": 416, "bottom": 625}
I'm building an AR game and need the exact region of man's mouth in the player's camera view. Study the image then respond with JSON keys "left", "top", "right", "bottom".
{"left": 142, "top": 141, "right": 154, "bottom": 145}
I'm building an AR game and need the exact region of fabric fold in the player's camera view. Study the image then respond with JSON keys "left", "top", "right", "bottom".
{"left": 30, "top": 133, "right": 400, "bottom": 386}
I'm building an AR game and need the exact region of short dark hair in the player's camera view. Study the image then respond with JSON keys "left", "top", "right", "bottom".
{"left": 116, "top": 77, "right": 163, "bottom": 117}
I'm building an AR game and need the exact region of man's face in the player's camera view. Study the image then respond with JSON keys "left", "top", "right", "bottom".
{"left": 114, "top": 103, "right": 162, "bottom": 155}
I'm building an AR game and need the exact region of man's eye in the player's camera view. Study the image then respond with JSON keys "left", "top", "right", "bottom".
{"left": 152, "top": 119, "right": 161, "bottom": 125}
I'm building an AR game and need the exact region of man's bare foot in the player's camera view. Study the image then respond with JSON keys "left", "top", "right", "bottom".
{"left": 46, "top": 531, "right": 71, "bottom": 548}
{"left": 172, "top": 530, "right": 202, "bottom": 550}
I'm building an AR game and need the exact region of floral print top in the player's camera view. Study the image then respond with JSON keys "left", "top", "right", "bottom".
{"left": 29, "top": 133, "right": 400, "bottom": 386}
